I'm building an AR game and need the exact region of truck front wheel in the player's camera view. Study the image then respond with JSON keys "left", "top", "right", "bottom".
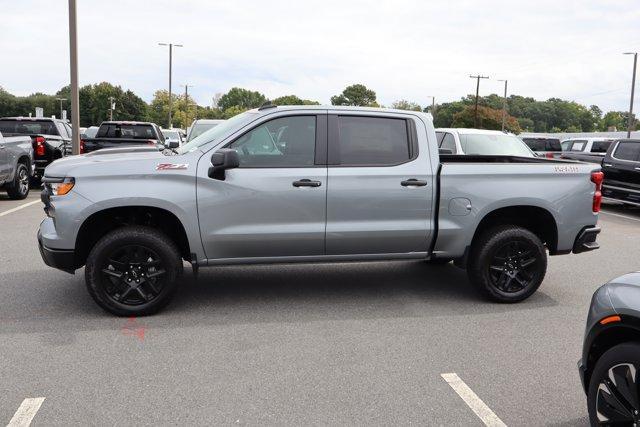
{"left": 467, "top": 225, "right": 547, "bottom": 303}
{"left": 85, "top": 226, "right": 182, "bottom": 316}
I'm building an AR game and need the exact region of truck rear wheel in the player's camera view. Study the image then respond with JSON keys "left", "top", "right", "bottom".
{"left": 85, "top": 226, "right": 182, "bottom": 316}
{"left": 5, "top": 163, "right": 30, "bottom": 200}
{"left": 467, "top": 225, "right": 547, "bottom": 303}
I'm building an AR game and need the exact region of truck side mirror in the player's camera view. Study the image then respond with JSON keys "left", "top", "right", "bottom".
{"left": 439, "top": 148, "right": 453, "bottom": 155}
{"left": 209, "top": 148, "right": 240, "bottom": 180}
{"left": 166, "top": 140, "right": 179, "bottom": 149}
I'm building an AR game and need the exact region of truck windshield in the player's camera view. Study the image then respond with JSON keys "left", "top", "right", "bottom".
{"left": 178, "top": 112, "right": 258, "bottom": 154}
{"left": 97, "top": 124, "right": 157, "bottom": 139}
{"left": 460, "top": 134, "right": 534, "bottom": 157}
{"left": 0, "top": 119, "right": 58, "bottom": 135}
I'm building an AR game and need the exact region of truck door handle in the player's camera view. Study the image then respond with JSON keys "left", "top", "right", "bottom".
{"left": 293, "top": 179, "right": 321, "bottom": 188}
{"left": 401, "top": 179, "right": 427, "bottom": 187}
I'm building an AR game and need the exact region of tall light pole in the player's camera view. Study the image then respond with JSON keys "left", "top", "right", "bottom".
{"left": 56, "top": 98, "right": 67, "bottom": 120}
{"left": 158, "top": 42, "right": 183, "bottom": 128}
{"left": 497, "top": 79, "right": 508, "bottom": 131}
{"left": 470, "top": 74, "right": 489, "bottom": 128}
{"left": 623, "top": 52, "right": 637, "bottom": 138}
{"left": 182, "top": 84, "right": 193, "bottom": 129}
{"left": 68, "top": 0, "right": 80, "bottom": 154}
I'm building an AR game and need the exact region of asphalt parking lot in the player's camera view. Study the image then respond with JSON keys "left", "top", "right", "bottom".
{"left": 1, "top": 193, "right": 639, "bottom": 426}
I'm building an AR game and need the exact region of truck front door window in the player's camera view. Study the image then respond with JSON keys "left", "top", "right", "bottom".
{"left": 228, "top": 116, "right": 316, "bottom": 167}
{"left": 441, "top": 133, "right": 457, "bottom": 153}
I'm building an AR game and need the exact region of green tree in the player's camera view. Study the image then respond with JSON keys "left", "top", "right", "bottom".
{"left": 391, "top": 100, "right": 422, "bottom": 111}
{"left": 218, "top": 87, "right": 266, "bottom": 111}
{"left": 451, "top": 105, "right": 521, "bottom": 133}
{"left": 272, "top": 95, "right": 319, "bottom": 105}
{"left": 331, "top": 84, "right": 377, "bottom": 106}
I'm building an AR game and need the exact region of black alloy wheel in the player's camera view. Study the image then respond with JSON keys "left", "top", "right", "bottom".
{"left": 594, "top": 362, "right": 640, "bottom": 425}
{"left": 488, "top": 240, "right": 540, "bottom": 293}
{"left": 100, "top": 245, "right": 167, "bottom": 306}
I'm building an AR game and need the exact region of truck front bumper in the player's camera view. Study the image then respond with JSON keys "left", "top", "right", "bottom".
{"left": 37, "top": 223, "right": 76, "bottom": 274}
{"left": 572, "top": 226, "right": 600, "bottom": 254}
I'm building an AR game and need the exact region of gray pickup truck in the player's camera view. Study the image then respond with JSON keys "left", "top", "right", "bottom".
{"left": 0, "top": 131, "right": 34, "bottom": 199}
{"left": 38, "top": 105, "right": 603, "bottom": 316}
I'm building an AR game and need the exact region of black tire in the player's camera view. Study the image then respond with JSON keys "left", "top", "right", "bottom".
{"left": 5, "top": 162, "right": 30, "bottom": 200}
{"left": 467, "top": 225, "right": 547, "bottom": 303}
{"left": 85, "top": 226, "right": 182, "bottom": 316}
{"left": 587, "top": 342, "right": 640, "bottom": 426}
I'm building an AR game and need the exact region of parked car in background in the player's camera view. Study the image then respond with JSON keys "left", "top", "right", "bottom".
{"left": 161, "top": 129, "right": 184, "bottom": 146}
{"left": 0, "top": 131, "right": 34, "bottom": 199}
{"left": 80, "top": 126, "right": 99, "bottom": 140}
{"left": 520, "top": 136, "right": 563, "bottom": 158}
{"left": 38, "top": 105, "right": 601, "bottom": 316}
{"left": 601, "top": 139, "right": 640, "bottom": 206}
{"left": 578, "top": 271, "right": 640, "bottom": 425}
{"left": 560, "top": 137, "right": 615, "bottom": 163}
{"left": 435, "top": 128, "right": 535, "bottom": 157}
{"left": 81, "top": 121, "right": 167, "bottom": 153}
{"left": 0, "top": 117, "right": 71, "bottom": 186}
{"left": 186, "top": 119, "right": 225, "bottom": 142}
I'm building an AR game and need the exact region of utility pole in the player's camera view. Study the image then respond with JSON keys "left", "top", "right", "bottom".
{"left": 624, "top": 52, "right": 638, "bottom": 138}
{"left": 469, "top": 74, "right": 489, "bottom": 128}
{"left": 68, "top": 0, "right": 80, "bottom": 155}
{"left": 108, "top": 96, "right": 115, "bottom": 121}
{"left": 56, "top": 98, "right": 67, "bottom": 120}
{"left": 497, "top": 79, "right": 508, "bottom": 131}
{"left": 158, "top": 42, "right": 183, "bottom": 128}
{"left": 181, "top": 84, "right": 193, "bottom": 129}
{"left": 425, "top": 96, "right": 436, "bottom": 120}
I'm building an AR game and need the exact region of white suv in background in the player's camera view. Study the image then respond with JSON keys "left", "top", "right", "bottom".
{"left": 435, "top": 128, "right": 534, "bottom": 157}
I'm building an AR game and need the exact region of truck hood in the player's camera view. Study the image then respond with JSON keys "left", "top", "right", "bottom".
{"left": 44, "top": 147, "right": 169, "bottom": 178}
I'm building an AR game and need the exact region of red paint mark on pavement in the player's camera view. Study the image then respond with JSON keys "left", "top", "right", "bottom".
{"left": 121, "top": 316, "right": 146, "bottom": 341}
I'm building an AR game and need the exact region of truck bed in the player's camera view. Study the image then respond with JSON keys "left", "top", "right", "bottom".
{"left": 439, "top": 154, "right": 575, "bottom": 164}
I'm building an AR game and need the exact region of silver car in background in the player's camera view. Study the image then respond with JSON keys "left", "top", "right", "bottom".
{"left": 186, "top": 119, "right": 225, "bottom": 142}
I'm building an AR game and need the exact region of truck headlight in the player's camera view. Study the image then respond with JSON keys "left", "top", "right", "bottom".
{"left": 50, "top": 177, "right": 75, "bottom": 196}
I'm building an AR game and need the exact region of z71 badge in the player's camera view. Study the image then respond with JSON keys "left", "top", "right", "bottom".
{"left": 156, "top": 163, "right": 189, "bottom": 170}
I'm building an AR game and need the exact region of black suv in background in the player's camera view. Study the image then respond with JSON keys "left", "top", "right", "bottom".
{"left": 0, "top": 117, "right": 72, "bottom": 186}
{"left": 601, "top": 139, "right": 640, "bottom": 207}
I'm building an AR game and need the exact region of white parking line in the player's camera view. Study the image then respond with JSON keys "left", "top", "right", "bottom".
{"left": 7, "top": 397, "right": 45, "bottom": 427}
{"left": 0, "top": 200, "right": 40, "bottom": 217}
{"left": 441, "top": 373, "right": 506, "bottom": 427}
{"left": 600, "top": 209, "right": 640, "bottom": 223}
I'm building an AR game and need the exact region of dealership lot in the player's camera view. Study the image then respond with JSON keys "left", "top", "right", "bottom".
{"left": 0, "top": 194, "right": 639, "bottom": 425}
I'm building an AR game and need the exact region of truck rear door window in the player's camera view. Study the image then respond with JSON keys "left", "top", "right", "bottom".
{"left": 336, "top": 116, "right": 411, "bottom": 166}
{"left": 591, "top": 140, "right": 613, "bottom": 153}
{"left": 613, "top": 141, "right": 640, "bottom": 162}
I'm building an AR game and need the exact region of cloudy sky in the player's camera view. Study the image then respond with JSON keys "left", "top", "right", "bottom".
{"left": 1, "top": 0, "right": 639, "bottom": 112}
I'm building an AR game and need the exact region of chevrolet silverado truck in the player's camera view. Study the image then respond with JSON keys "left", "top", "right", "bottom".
{"left": 0, "top": 117, "right": 72, "bottom": 186}
{"left": 38, "top": 106, "right": 603, "bottom": 316}
{"left": 81, "top": 121, "right": 167, "bottom": 153}
{"left": 0, "top": 131, "right": 34, "bottom": 199}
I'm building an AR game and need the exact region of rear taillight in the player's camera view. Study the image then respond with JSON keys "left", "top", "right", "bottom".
{"left": 591, "top": 171, "right": 604, "bottom": 213}
{"left": 147, "top": 140, "right": 156, "bottom": 145}
{"left": 80, "top": 139, "right": 85, "bottom": 154}
{"left": 545, "top": 152, "right": 554, "bottom": 159}
{"left": 34, "top": 136, "right": 45, "bottom": 156}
